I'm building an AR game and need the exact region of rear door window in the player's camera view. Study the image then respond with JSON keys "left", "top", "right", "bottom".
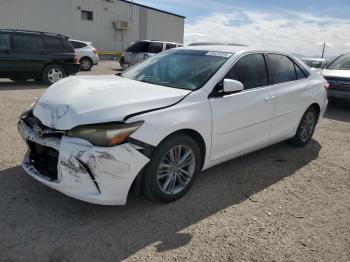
{"left": 294, "top": 64, "right": 307, "bottom": 80}
{"left": 147, "top": 42, "right": 164, "bottom": 53}
{"left": 43, "top": 35, "right": 66, "bottom": 51}
{"left": 226, "top": 53, "right": 268, "bottom": 90}
{"left": 13, "top": 33, "right": 39, "bottom": 50}
{"left": 70, "top": 41, "right": 87, "bottom": 49}
{"left": 166, "top": 43, "right": 177, "bottom": 50}
{"left": 268, "top": 54, "right": 297, "bottom": 84}
{"left": 0, "top": 33, "right": 10, "bottom": 49}
{"left": 126, "top": 41, "right": 150, "bottom": 52}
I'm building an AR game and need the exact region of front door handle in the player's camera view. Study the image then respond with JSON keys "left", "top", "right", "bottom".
{"left": 264, "top": 95, "right": 275, "bottom": 102}
{"left": 304, "top": 85, "right": 313, "bottom": 91}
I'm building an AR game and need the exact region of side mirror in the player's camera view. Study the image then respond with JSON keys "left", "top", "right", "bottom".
{"left": 223, "top": 79, "right": 244, "bottom": 93}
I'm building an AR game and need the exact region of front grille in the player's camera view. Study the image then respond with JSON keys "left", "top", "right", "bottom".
{"left": 28, "top": 141, "right": 59, "bottom": 181}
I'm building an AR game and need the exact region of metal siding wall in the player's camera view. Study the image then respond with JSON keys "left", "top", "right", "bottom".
{"left": 146, "top": 9, "right": 184, "bottom": 43}
{"left": 0, "top": 0, "right": 184, "bottom": 51}
{"left": 138, "top": 7, "right": 148, "bottom": 40}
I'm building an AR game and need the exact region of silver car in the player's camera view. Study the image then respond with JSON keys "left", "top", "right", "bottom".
{"left": 70, "top": 39, "right": 99, "bottom": 71}
{"left": 120, "top": 40, "right": 183, "bottom": 69}
{"left": 322, "top": 53, "right": 350, "bottom": 103}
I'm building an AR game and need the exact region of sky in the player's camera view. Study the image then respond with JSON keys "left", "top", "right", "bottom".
{"left": 133, "top": 0, "right": 350, "bottom": 57}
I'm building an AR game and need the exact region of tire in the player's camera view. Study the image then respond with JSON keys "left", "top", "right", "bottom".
{"left": 80, "top": 57, "right": 93, "bottom": 71}
{"left": 289, "top": 106, "right": 318, "bottom": 147}
{"left": 143, "top": 134, "right": 202, "bottom": 203}
{"left": 42, "top": 64, "right": 66, "bottom": 85}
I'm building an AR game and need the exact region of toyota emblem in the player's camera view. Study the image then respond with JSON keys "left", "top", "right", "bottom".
{"left": 33, "top": 124, "right": 44, "bottom": 137}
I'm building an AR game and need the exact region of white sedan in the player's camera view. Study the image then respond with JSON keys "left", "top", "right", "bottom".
{"left": 18, "top": 45, "right": 328, "bottom": 205}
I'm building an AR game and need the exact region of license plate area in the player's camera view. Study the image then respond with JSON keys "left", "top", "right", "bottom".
{"left": 27, "top": 141, "right": 59, "bottom": 181}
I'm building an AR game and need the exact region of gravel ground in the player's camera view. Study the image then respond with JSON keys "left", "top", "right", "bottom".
{"left": 0, "top": 61, "right": 349, "bottom": 262}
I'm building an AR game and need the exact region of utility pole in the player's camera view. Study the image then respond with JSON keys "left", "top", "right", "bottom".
{"left": 321, "top": 42, "right": 326, "bottom": 58}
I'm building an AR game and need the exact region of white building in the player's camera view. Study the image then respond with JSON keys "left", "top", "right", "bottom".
{"left": 0, "top": 0, "right": 185, "bottom": 53}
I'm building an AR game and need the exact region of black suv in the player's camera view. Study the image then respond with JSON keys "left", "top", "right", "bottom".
{"left": 0, "top": 29, "right": 80, "bottom": 85}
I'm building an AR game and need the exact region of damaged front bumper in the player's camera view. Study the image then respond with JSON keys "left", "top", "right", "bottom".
{"left": 18, "top": 120, "right": 150, "bottom": 205}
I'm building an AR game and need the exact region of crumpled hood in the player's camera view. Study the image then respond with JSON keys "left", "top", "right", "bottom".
{"left": 33, "top": 75, "right": 190, "bottom": 130}
{"left": 322, "top": 69, "right": 350, "bottom": 78}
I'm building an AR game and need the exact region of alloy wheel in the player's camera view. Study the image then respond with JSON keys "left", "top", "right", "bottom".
{"left": 81, "top": 59, "right": 91, "bottom": 70}
{"left": 157, "top": 145, "right": 196, "bottom": 195}
{"left": 47, "top": 68, "right": 63, "bottom": 83}
{"left": 299, "top": 111, "right": 315, "bottom": 142}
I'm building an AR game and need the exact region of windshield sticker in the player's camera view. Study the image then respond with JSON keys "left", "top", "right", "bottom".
{"left": 205, "top": 51, "right": 233, "bottom": 58}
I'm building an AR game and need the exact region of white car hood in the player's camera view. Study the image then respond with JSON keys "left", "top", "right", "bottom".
{"left": 33, "top": 75, "right": 191, "bottom": 130}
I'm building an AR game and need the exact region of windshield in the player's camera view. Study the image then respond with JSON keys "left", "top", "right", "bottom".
{"left": 302, "top": 59, "right": 323, "bottom": 69}
{"left": 327, "top": 54, "right": 350, "bottom": 70}
{"left": 121, "top": 49, "right": 232, "bottom": 90}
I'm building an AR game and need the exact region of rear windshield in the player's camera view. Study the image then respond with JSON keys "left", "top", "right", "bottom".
{"left": 126, "top": 41, "right": 163, "bottom": 54}
{"left": 302, "top": 59, "right": 323, "bottom": 69}
{"left": 43, "top": 35, "right": 73, "bottom": 52}
{"left": 327, "top": 54, "right": 350, "bottom": 70}
{"left": 70, "top": 41, "right": 87, "bottom": 49}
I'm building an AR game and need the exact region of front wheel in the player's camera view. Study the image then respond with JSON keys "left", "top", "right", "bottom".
{"left": 289, "top": 107, "right": 318, "bottom": 146}
{"left": 143, "top": 134, "right": 202, "bottom": 202}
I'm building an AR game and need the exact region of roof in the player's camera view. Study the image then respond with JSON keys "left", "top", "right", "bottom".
{"left": 0, "top": 29, "right": 69, "bottom": 38}
{"left": 136, "top": 39, "right": 183, "bottom": 45}
{"left": 181, "top": 45, "right": 294, "bottom": 57}
{"left": 301, "top": 58, "right": 326, "bottom": 61}
{"left": 188, "top": 42, "right": 247, "bottom": 47}
{"left": 69, "top": 39, "right": 92, "bottom": 44}
{"left": 118, "top": 0, "right": 185, "bottom": 19}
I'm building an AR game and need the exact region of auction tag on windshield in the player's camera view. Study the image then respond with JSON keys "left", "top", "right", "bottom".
{"left": 205, "top": 51, "right": 232, "bottom": 58}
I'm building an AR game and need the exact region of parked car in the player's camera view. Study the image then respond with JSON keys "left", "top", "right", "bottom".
{"left": 321, "top": 53, "right": 350, "bottom": 103}
{"left": 0, "top": 29, "right": 80, "bottom": 85}
{"left": 69, "top": 39, "right": 99, "bottom": 71}
{"left": 301, "top": 58, "right": 328, "bottom": 74}
{"left": 18, "top": 45, "right": 328, "bottom": 205}
{"left": 119, "top": 40, "right": 183, "bottom": 69}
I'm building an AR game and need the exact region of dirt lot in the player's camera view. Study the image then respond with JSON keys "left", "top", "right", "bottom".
{"left": 0, "top": 61, "right": 349, "bottom": 262}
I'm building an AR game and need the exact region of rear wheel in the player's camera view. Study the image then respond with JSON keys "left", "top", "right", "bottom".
{"left": 290, "top": 106, "right": 318, "bottom": 146}
{"left": 42, "top": 64, "right": 66, "bottom": 85}
{"left": 80, "top": 57, "right": 92, "bottom": 71}
{"left": 143, "top": 134, "right": 201, "bottom": 202}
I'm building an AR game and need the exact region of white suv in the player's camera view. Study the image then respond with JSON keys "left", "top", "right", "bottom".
{"left": 70, "top": 39, "right": 99, "bottom": 71}
{"left": 18, "top": 45, "right": 328, "bottom": 205}
{"left": 120, "top": 40, "right": 183, "bottom": 69}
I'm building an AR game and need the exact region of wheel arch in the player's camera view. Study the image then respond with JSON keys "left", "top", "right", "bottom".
{"left": 41, "top": 62, "right": 67, "bottom": 75}
{"left": 309, "top": 102, "right": 321, "bottom": 123}
{"left": 128, "top": 128, "right": 207, "bottom": 197}
{"left": 163, "top": 128, "right": 207, "bottom": 169}
{"left": 79, "top": 56, "right": 93, "bottom": 63}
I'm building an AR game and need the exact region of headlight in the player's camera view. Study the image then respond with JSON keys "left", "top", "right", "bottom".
{"left": 66, "top": 121, "right": 143, "bottom": 147}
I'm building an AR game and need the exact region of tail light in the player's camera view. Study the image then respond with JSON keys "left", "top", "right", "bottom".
{"left": 324, "top": 82, "right": 330, "bottom": 90}
{"left": 72, "top": 53, "right": 78, "bottom": 64}
{"left": 92, "top": 48, "right": 97, "bottom": 54}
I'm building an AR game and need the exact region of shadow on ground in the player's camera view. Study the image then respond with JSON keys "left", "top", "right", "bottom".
{"left": 0, "top": 80, "right": 47, "bottom": 91}
{"left": 0, "top": 140, "right": 321, "bottom": 261}
{"left": 324, "top": 102, "right": 350, "bottom": 123}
